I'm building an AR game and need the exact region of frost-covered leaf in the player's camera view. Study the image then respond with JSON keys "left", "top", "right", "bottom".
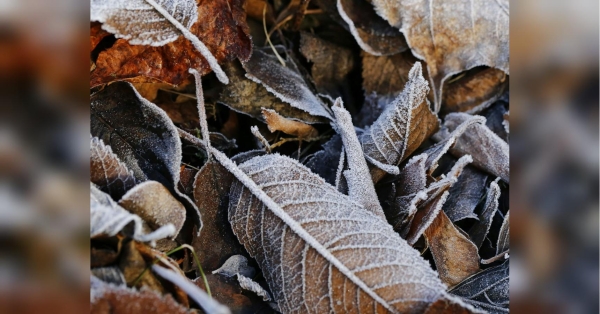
{"left": 405, "top": 155, "right": 472, "bottom": 245}
{"left": 91, "top": 0, "right": 252, "bottom": 86}
{"left": 225, "top": 152, "right": 453, "bottom": 313}
{"left": 442, "top": 166, "right": 488, "bottom": 222}
{"left": 441, "top": 67, "right": 508, "bottom": 116}
{"left": 435, "top": 113, "right": 509, "bottom": 183}
{"left": 91, "top": 266, "right": 126, "bottom": 286}
{"left": 371, "top": 0, "right": 509, "bottom": 111}
{"left": 424, "top": 115, "right": 486, "bottom": 175}
{"left": 152, "top": 265, "right": 231, "bottom": 314}
{"left": 118, "top": 181, "right": 186, "bottom": 238}
{"left": 90, "top": 135, "right": 137, "bottom": 199}
{"left": 236, "top": 274, "right": 272, "bottom": 302}
{"left": 334, "top": 0, "right": 408, "bottom": 56}
{"left": 91, "top": 82, "right": 201, "bottom": 234}
{"left": 305, "top": 134, "right": 343, "bottom": 185}
{"left": 219, "top": 61, "right": 326, "bottom": 124}
{"left": 212, "top": 255, "right": 255, "bottom": 278}
{"left": 496, "top": 211, "right": 509, "bottom": 255}
{"left": 191, "top": 161, "right": 245, "bottom": 271}
{"left": 360, "top": 62, "right": 439, "bottom": 183}
{"left": 299, "top": 32, "right": 354, "bottom": 99}
{"left": 483, "top": 99, "right": 510, "bottom": 142}
{"left": 242, "top": 48, "right": 333, "bottom": 121}
{"left": 91, "top": 275, "right": 193, "bottom": 314}
{"left": 91, "top": 184, "right": 176, "bottom": 242}
{"left": 384, "top": 154, "right": 428, "bottom": 234}
{"left": 424, "top": 211, "right": 480, "bottom": 287}
{"left": 468, "top": 180, "right": 501, "bottom": 248}
{"left": 450, "top": 261, "right": 509, "bottom": 314}
{"left": 332, "top": 99, "right": 386, "bottom": 219}
{"left": 262, "top": 108, "right": 319, "bottom": 140}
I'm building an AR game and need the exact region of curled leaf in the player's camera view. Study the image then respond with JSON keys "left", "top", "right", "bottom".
{"left": 441, "top": 67, "right": 508, "bottom": 116}
{"left": 468, "top": 179, "right": 501, "bottom": 248}
{"left": 262, "top": 108, "right": 319, "bottom": 140}
{"left": 442, "top": 166, "right": 488, "bottom": 222}
{"left": 496, "top": 211, "right": 510, "bottom": 255}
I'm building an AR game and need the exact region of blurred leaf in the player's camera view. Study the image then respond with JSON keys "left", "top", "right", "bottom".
{"left": 371, "top": 0, "right": 509, "bottom": 111}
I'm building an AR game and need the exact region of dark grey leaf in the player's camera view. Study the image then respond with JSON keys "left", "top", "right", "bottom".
{"left": 450, "top": 261, "right": 509, "bottom": 314}
{"left": 443, "top": 166, "right": 489, "bottom": 222}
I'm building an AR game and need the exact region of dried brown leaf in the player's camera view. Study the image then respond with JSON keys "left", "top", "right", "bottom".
{"left": 424, "top": 211, "right": 480, "bottom": 287}
{"left": 371, "top": 0, "right": 509, "bottom": 111}
{"left": 226, "top": 153, "right": 450, "bottom": 313}
{"left": 91, "top": 136, "right": 137, "bottom": 199}
{"left": 191, "top": 160, "right": 245, "bottom": 271}
{"left": 219, "top": 61, "right": 326, "bottom": 124}
{"left": 262, "top": 108, "right": 319, "bottom": 140}
{"left": 441, "top": 67, "right": 508, "bottom": 116}
{"left": 91, "top": 0, "right": 251, "bottom": 87}
{"left": 91, "top": 22, "right": 111, "bottom": 52}
{"left": 119, "top": 181, "right": 187, "bottom": 238}
{"left": 360, "top": 62, "right": 439, "bottom": 183}
{"left": 299, "top": 32, "right": 354, "bottom": 98}
{"left": 242, "top": 48, "right": 333, "bottom": 120}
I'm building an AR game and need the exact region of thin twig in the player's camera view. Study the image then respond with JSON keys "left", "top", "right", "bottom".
{"left": 263, "top": 4, "right": 286, "bottom": 67}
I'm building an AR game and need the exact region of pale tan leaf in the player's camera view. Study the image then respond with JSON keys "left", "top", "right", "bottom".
{"left": 424, "top": 211, "right": 480, "bottom": 287}
{"left": 91, "top": 136, "right": 137, "bottom": 199}
{"left": 371, "top": 0, "right": 509, "bottom": 111}
{"left": 119, "top": 181, "right": 186, "bottom": 239}
{"left": 360, "top": 62, "right": 439, "bottom": 183}
{"left": 262, "top": 108, "right": 319, "bottom": 140}
{"left": 226, "top": 153, "right": 451, "bottom": 313}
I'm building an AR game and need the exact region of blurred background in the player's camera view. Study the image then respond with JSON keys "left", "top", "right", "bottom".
{"left": 0, "top": 0, "right": 596, "bottom": 313}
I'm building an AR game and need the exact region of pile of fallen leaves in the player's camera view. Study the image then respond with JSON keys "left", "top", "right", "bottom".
{"left": 90, "top": 0, "right": 509, "bottom": 313}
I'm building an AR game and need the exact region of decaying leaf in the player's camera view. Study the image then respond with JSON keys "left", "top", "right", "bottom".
{"left": 371, "top": 0, "right": 509, "bottom": 111}
{"left": 91, "top": 275, "right": 193, "bottom": 314}
{"left": 424, "top": 211, "right": 480, "bottom": 287}
{"left": 469, "top": 180, "right": 501, "bottom": 248}
{"left": 322, "top": 0, "right": 408, "bottom": 56}
{"left": 236, "top": 274, "right": 272, "bottom": 302}
{"left": 360, "top": 62, "right": 439, "bottom": 183}
{"left": 212, "top": 255, "right": 255, "bottom": 278}
{"left": 197, "top": 273, "right": 276, "bottom": 313}
{"left": 441, "top": 67, "right": 508, "bottom": 116}
{"left": 299, "top": 32, "right": 354, "bottom": 99}
{"left": 219, "top": 61, "right": 325, "bottom": 124}
{"left": 242, "top": 48, "right": 333, "bottom": 120}
{"left": 91, "top": 82, "right": 201, "bottom": 234}
{"left": 435, "top": 113, "right": 509, "bottom": 183}
{"left": 119, "top": 181, "right": 187, "bottom": 239}
{"left": 91, "top": 184, "right": 176, "bottom": 243}
{"left": 91, "top": 22, "right": 111, "bottom": 52}
{"left": 192, "top": 160, "right": 245, "bottom": 271}
{"left": 119, "top": 240, "right": 167, "bottom": 291}
{"left": 442, "top": 166, "right": 488, "bottom": 222}
{"left": 262, "top": 108, "right": 319, "bottom": 140}
{"left": 450, "top": 261, "right": 509, "bottom": 313}
{"left": 91, "top": 135, "right": 137, "bottom": 199}
{"left": 226, "top": 153, "right": 453, "bottom": 313}
{"left": 91, "top": 0, "right": 252, "bottom": 86}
